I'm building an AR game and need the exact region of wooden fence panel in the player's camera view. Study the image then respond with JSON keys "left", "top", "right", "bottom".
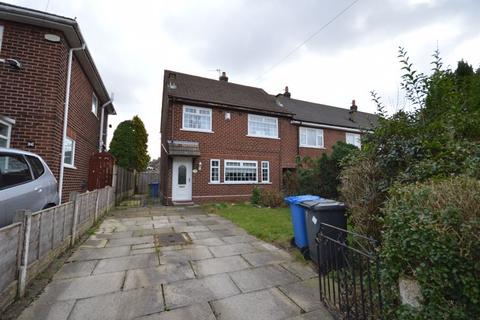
{"left": 27, "top": 214, "right": 40, "bottom": 264}
{"left": 136, "top": 171, "right": 159, "bottom": 194}
{"left": 0, "top": 223, "right": 21, "bottom": 295}
{"left": 38, "top": 209, "right": 53, "bottom": 257}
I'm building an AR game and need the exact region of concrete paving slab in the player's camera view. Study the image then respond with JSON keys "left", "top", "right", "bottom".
{"left": 54, "top": 260, "right": 97, "bottom": 280}
{"left": 132, "top": 243, "right": 156, "bottom": 250}
{"left": 193, "top": 256, "right": 251, "bottom": 277}
{"left": 133, "top": 227, "right": 173, "bottom": 236}
{"left": 131, "top": 247, "right": 158, "bottom": 255}
{"left": 211, "top": 288, "right": 302, "bottom": 320}
{"left": 93, "top": 253, "right": 159, "bottom": 274}
{"left": 173, "top": 225, "right": 210, "bottom": 233}
{"left": 193, "top": 237, "right": 225, "bottom": 246}
{"left": 163, "top": 274, "right": 240, "bottom": 308}
{"left": 68, "top": 246, "right": 131, "bottom": 262}
{"left": 281, "top": 262, "right": 317, "bottom": 280}
{"left": 250, "top": 241, "right": 282, "bottom": 252}
{"left": 242, "top": 251, "right": 292, "bottom": 267}
{"left": 38, "top": 272, "right": 124, "bottom": 301}
{"left": 160, "top": 246, "right": 212, "bottom": 264}
{"left": 136, "top": 303, "right": 216, "bottom": 320}
{"left": 221, "top": 235, "right": 257, "bottom": 244}
{"left": 286, "top": 308, "right": 335, "bottom": 320}
{"left": 105, "top": 235, "right": 154, "bottom": 247}
{"left": 207, "top": 223, "right": 236, "bottom": 231}
{"left": 17, "top": 299, "right": 75, "bottom": 320}
{"left": 92, "top": 231, "right": 133, "bottom": 239}
{"left": 124, "top": 263, "right": 195, "bottom": 290}
{"left": 69, "top": 287, "right": 164, "bottom": 320}
{"left": 80, "top": 238, "right": 108, "bottom": 248}
{"left": 209, "top": 243, "right": 258, "bottom": 258}
{"left": 279, "top": 278, "right": 321, "bottom": 313}
{"left": 190, "top": 231, "right": 218, "bottom": 240}
{"left": 229, "top": 265, "right": 299, "bottom": 292}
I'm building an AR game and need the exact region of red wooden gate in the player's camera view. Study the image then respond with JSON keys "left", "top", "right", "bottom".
{"left": 88, "top": 152, "right": 115, "bottom": 191}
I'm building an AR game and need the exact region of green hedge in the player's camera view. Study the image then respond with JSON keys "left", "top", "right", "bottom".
{"left": 380, "top": 177, "right": 480, "bottom": 319}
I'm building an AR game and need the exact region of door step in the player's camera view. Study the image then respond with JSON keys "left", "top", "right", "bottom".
{"left": 172, "top": 201, "right": 195, "bottom": 206}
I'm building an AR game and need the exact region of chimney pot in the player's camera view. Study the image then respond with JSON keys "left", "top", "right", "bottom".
{"left": 350, "top": 99, "right": 358, "bottom": 112}
{"left": 219, "top": 71, "right": 228, "bottom": 82}
{"left": 284, "top": 86, "right": 291, "bottom": 98}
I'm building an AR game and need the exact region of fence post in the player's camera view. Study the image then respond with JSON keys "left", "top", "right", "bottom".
{"left": 16, "top": 210, "right": 32, "bottom": 297}
{"left": 94, "top": 190, "right": 100, "bottom": 222}
{"left": 70, "top": 192, "right": 80, "bottom": 246}
{"left": 106, "top": 187, "right": 111, "bottom": 213}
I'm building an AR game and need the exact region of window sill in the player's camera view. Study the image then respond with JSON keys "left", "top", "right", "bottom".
{"left": 181, "top": 128, "right": 214, "bottom": 134}
{"left": 208, "top": 182, "right": 272, "bottom": 185}
{"left": 299, "top": 145, "right": 326, "bottom": 150}
{"left": 246, "top": 134, "right": 280, "bottom": 140}
{"left": 64, "top": 164, "right": 77, "bottom": 170}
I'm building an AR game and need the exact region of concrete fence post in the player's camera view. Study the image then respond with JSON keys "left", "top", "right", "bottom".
{"left": 106, "top": 187, "right": 111, "bottom": 213}
{"left": 16, "top": 210, "right": 32, "bottom": 297}
{"left": 94, "top": 189, "right": 100, "bottom": 222}
{"left": 70, "top": 192, "right": 80, "bottom": 246}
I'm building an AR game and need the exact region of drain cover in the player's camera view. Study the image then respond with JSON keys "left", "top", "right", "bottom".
{"left": 154, "top": 232, "right": 191, "bottom": 246}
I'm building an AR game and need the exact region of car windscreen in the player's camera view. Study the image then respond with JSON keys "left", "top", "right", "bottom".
{"left": 26, "top": 155, "right": 45, "bottom": 179}
{"left": 0, "top": 153, "right": 33, "bottom": 189}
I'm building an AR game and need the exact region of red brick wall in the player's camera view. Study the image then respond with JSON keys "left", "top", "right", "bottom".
{"left": 298, "top": 127, "right": 347, "bottom": 159}
{"left": 0, "top": 20, "right": 105, "bottom": 202}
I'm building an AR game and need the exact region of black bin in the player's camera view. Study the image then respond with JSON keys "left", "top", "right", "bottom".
{"left": 300, "top": 200, "right": 347, "bottom": 272}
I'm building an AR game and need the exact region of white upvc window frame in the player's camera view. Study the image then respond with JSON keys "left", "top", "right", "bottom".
{"left": 63, "top": 137, "right": 76, "bottom": 168}
{"left": 346, "top": 132, "right": 361, "bottom": 148}
{"left": 92, "top": 93, "right": 98, "bottom": 116}
{"left": 223, "top": 160, "right": 258, "bottom": 184}
{"left": 0, "top": 25, "right": 4, "bottom": 53}
{"left": 0, "top": 118, "right": 12, "bottom": 148}
{"left": 247, "top": 114, "right": 279, "bottom": 139}
{"left": 210, "top": 159, "right": 220, "bottom": 183}
{"left": 261, "top": 161, "right": 270, "bottom": 183}
{"left": 299, "top": 127, "right": 324, "bottom": 149}
{"left": 182, "top": 105, "right": 213, "bottom": 133}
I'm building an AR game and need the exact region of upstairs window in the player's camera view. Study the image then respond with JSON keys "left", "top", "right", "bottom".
{"left": 92, "top": 93, "right": 98, "bottom": 116}
{"left": 64, "top": 137, "right": 76, "bottom": 167}
{"left": 299, "top": 127, "right": 324, "bottom": 148}
{"left": 248, "top": 114, "right": 278, "bottom": 138}
{"left": 346, "top": 132, "right": 361, "bottom": 148}
{"left": 0, "top": 25, "right": 4, "bottom": 53}
{"left": 182, "top": 106, "right": 212, "bottom": 132}
{"left": 224, "top": 160, "right": 257, "bottom": 183}
{"left": 0, "top": 119, "right": 12, "bottom": 148}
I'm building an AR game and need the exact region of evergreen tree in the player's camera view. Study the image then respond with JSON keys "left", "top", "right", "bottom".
{"left": 109, "top": 116, "right": 150, "bottom": 171}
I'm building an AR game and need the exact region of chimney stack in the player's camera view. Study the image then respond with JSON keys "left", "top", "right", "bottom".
{"left": 284, "top": 86, "right": 291, "bottom": 98}
{"left": 167, "top": 72, "right": 177, "bottom": 89}
{"left": 219, "top": 71, "right": 228, "bottom": 82}
{"left": 350, "top": 99, "right": 358, "bottom": 112}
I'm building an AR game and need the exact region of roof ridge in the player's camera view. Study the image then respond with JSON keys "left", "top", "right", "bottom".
{"left": 275, "top": 95, "right": 375, "bottom": 116}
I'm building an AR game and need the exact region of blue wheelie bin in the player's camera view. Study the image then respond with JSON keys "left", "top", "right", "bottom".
{"left": 149, "top": 182, "right": 159, "bottom": 198}
{"left": 284, "top": 195, "right": 321, "bottom": 250}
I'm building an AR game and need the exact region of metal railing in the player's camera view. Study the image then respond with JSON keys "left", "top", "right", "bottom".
{"left": 316, "top": 223, "right": 383, "bottom": 319}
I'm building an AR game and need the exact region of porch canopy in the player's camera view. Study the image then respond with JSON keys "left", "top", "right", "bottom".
{"left": 167, "top": 140, "right": 200, "bottom": 157}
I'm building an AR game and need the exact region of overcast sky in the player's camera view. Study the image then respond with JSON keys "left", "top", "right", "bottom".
{"left": 6, "top": 0, "right": 480, "bottom": 158}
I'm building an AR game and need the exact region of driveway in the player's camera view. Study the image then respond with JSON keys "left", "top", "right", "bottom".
{"left": 18, "top": 206, "right": 333, "bottom": 320}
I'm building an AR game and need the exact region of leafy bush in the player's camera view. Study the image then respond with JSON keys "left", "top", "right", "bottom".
{"left": 260, "top": 189, "right": 285, "bottom": 208}
{"left": 250, "top": 186, "right": 261, "bottom": 205}
{"left": 295, "top": 142, "right": 358, "bottom": 199}
{"left": 381, "top": 177, "right": 480, "bottom": 319}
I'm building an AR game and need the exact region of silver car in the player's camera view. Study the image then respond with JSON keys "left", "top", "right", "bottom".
{"left": 0, "top": 147, "right": 59, "bottom": 227}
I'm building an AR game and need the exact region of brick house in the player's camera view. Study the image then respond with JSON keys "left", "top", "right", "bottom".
{"left": 160, "top": 70, "right": 377, "bottom": 205}
{"left": 0, "top": 3, "right": 115, "bottom": 202}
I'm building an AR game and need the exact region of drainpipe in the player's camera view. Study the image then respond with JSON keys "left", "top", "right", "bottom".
{"left": 59, "top": 44, "right": 86, "bottom": 203}
{"left": 98, "top": 93, "right": 114, "bottom": 152}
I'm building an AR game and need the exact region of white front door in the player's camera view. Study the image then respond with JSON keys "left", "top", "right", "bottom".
{"left": 172, "top": 157, "right": 192, "bottom": 201}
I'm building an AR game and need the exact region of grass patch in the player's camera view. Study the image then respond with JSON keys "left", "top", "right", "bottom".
{"left": 203, "top": 202, "right": 293, "bottom": 248}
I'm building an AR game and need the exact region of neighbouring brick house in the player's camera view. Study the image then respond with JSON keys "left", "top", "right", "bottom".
{"left": 0, "top": 3, "right": 115, "bottom": 202}
{"left": 160, "top": 70, "right": 377, "bottom": 205}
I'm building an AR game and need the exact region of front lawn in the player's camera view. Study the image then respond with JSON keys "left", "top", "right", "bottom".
{"left": 203, "top": 202, "right": 293, "bottom": 248}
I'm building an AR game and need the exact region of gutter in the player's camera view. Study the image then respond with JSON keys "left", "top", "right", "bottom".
{"left": 290, "top": 120, "right": 371, "bottom": 133}
{"left": 58, "top": 44, "right": 86, "bottom": 203}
